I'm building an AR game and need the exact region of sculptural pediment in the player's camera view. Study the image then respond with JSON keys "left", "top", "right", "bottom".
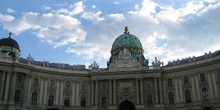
{"left": 108, "top": 48, "right": 143, "bottom": 71}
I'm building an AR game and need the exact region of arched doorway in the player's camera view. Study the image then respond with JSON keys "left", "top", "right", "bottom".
{"left": 119, "top": 100, "right": 135, "bottom": 110}
{"left": 203, "top": 107, "right": 212, "bottom": 110}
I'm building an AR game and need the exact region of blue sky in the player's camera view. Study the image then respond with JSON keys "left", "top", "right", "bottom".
{"left": 0, "top": 0, "right": 220, "bottom": 68}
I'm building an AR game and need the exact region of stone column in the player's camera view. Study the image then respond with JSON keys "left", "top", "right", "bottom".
{"left": 9, "top": 72, "right": 17, "bottom": 103}
{"left": 4, "top": 71, "right": 11, "bottom": 101}
{"left": 59, "top": 80, "right": 64, "bottom": 106}
{"left": 162, "top": 79, "right": 167, "bottom": 104}
{"left": 113, "top": 79, "right": 116, "bottom": 105}
{"left": 87, "top": 81, "right": 90, "bottom": 107}
{"left": 109, "top": 79, "right": 112, "bottom": 105}
{"left": 174, "top": 77, "right": 179, "bottom": 103}
{"left": 140, "top": 78, "right": 144, "bottom": 105}
{"left": 0, "top": 71, "right": 6, "bottom": 102}
{"left": 211, "top": 72, "right": 218, "bottom": 98}
{"left": 39, "top": 78, "right": 45, "bottom": 105}
{"left": 90, "top": 80, "right": 94, "bottom": 106}
{"left": 158, "top": 78, "right": 163, "bottom": 104}
{"left": 43, "top": 79, "right": 48, "bottom": 105}
{"left": 71, "top": 81, "right": 76, "bottom": 107}
{"left": 178, "top": 77, "right": 183, "bottom": 103}
{"left": 207, "top": 72, "right": 214, "bottom": 99}
{"left": 95, "top": 80, "right": 98, "bottom": 106}
{"left": 55, "top": 80, "right": 60, "bottom": 105}
{"left": 195, "top": 75, "right": 201, "bottom": 101}
{"left": 136, "top": 78, "right": 140, "bottom": 105}
{"left": 27, "top": 75, "right": 33, "bottom": 104}
{"left": 154, "top": 78, "right": 159, "bottom": 104}
{"left": 190, "top": 75, "right": 196, "bottom": 102}
{"left": 75, "top": 82, "right": 80, "bottom": 106}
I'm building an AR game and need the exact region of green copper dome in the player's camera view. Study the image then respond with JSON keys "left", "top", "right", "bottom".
{"left": 112, "top": 33, "right": 142, "bottom": 50}
{"left": 111, "top": 27, "right": 143, "bottom": 54}
{"left": 108, "top": 27, "right": 148, "bottom": 69}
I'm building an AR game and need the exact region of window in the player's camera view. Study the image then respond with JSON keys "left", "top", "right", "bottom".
{"left": 217, "top": 69, "right": 220, "bottom": 79}
{"left": 48, "top": 94, "right": 54, "bottom": 106}
{"left": 17, "top": 74, "right": 23, "bottom": 83}
{"left": 202, "top": 88, "right": 209, "bottom": 101}
{"left": 146, "top": 80, "right": 152, "bottom": 87}
{"left": 167, "top": 79, "right": 173, "bottom": 87}
{"left": 80, "top": 82, "right": 87, "bottom": 90}
{"left": 200, "top": 73, "right": 206, "bottom": 82}
{"left": 185, "top": 90, "right": 192, "bottom": 103}
{"left": 100, "top": 96, "right": 107, "bottom": 108}
{"left": 100, "top": 81, "right": 107, "bottom": 90}
{"left": 183, "top": 76, "right": 189, "bottom": 85}
{"left": 168, "top": 92, "right": 174, "bottom": 104}
{"left": 146, "top": 93, "right": 153, "bottom": 105}
{"left": 50, "top": 80, "right": 55, "bottom": 87}
{"left": 80, "top": 95, "right": 86, "bottom": 107}
{"left": 33, "top": 78, "right": 39, "bottom": 86}
{"left": 64, "top": 97, "right": 70, "bottom": 107}
{"left": 14, "top": 89, "right": 21, "bottom": 102}
{"left": 31, "top": 92, "right": 38, "bottom": 105}
{"left": 65, "top": 81, "right": 71, "bottom": 89}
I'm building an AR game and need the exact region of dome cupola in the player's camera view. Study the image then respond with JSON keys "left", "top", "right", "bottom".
{"left": 0, "top": 32, "right": 20, "bottom": 59}
{"left": 108, "top": 27, "right": 148, "bottom": 71}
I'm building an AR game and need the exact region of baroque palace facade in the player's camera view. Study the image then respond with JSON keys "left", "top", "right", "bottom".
{"left": 0, "top": 28, "right": 220, "bottom": 110}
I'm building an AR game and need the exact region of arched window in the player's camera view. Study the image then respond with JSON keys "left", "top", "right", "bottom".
{"left": 100, "top": 95, "right": 107, "bottom": 108}
{"left": 146, "top": 93, "right": 153, "bottom": 105}
{"left": 202, "top": 88, "right": 209, "bottom": 101}
{"left": 200, "top": 73, "right": 206, "bottom": 82}
{"left": 14, "top": 89, "right": 21, "bottom": 102}
{"left": 185, "top": 90, "right": 192, "bottom": 103}
{"left": 31, "top": 92, "right": 38, "bottom": 105}
{"left": 167, "top": 79, "right": 173, "bottom": 87}
{"left": 65, "top": 81, "right": 71, "bottom": 89}
{"left": 33, "top": 78, "right": 39, "bottom": 86}
{"left": 80, "top": 95, "right": 86, "bottom": 107}
{"left": 168, "top": 92, "right": 174, "bottom": 104}
{"left": 183, "top": 76, "right": 189, "bottom": 85}
{"left": 64, "top": 97, "right": 70, "bottom": 107}
{"left": 48, "top": 94, "right": 54, "bottom": 106}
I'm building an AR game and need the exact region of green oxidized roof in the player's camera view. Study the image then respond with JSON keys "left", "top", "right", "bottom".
{"left": 111, "top": 27, "right": 142, "bottom": 50}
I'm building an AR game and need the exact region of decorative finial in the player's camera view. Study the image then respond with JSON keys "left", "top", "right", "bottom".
{"left": 124, "top": 26, "right": 128, "bottom": 34}
{"left": 8, "top": 32, "right": 12, "bottom": 38}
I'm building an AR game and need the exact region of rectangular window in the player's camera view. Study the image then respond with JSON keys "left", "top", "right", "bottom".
{"left": 167, "top": 79, "right": 173, "bottom": 87}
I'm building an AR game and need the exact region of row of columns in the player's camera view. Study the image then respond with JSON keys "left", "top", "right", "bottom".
{"left": 89, "top": 78, "right": 164, "bottom": 107}
{"left": 169, "top": 71, "right": 219, "bottom": 104}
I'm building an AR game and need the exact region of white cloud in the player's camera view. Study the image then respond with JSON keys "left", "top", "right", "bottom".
{"left": 81, "top": 11, "right": 104, "bottom": 21}
{"left": 7, "top": 8, "right": 15, "bottom": 13}
{"left": 57, "top": 1, "right": 85, "bottom": 16}
{"left": 1, "top": 12, "right": 86, "bottom": 48}
{"left": 0, "top": 13, "right": 15, "bottom": 22}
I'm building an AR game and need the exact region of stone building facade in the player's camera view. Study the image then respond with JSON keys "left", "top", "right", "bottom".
{"left": 0, "top": 28, "right": 220, "bottom": 110}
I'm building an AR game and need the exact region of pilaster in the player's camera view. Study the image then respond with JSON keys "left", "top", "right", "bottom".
{"left": 90, "top": 80, "right": 94, "bottom": 106}
{"left": 174, "top": 77, "right": 180, "bottom": 103}
{"left": 95, "top": 80, "right": 98, "bottom": 106}
{"left": 43, "top": 78, "right": 48, "bottom": 105}
{"left": 207, "top": 72, "right": 214, "bottom": 99}
{"left": 27, "top": 75, "right": 33, "bottom": 105}
{"left": 9, "top": 72, "right": 17, "bottom": 104}
{"left": 4, "top": 71, "right": 11, "bottom": 101}
{"left": 211, "top": 72, "right": 218, "bottom": 98}
{"left": 158, "top": 78, "right": 163, "bottom": 104}
{"left": 108, "top": 79, "right": 112, "bottom": 105}
{"left": 154, "top": 78, "right": 159, "bottom": 104}
{"left": 190, "top": 74, "right": 196, "bottom": 102}
{"left": 0, "top": 71, "right": 6, "bottom": 102}
{"left": 136, "top": 78, "right": 140, "bottom": 105}
{"left": 39, "top": 78, "right": 44, "bottom": 105}
{"left": 178, "top": 76, "right": 183, "bottom": 103}
{"left": 71, "top": 81, "right": 76, "bottom": 107}
{"left": 195, "top": 75, "right": 201, "bottom": 101}
{"left": 59, "top": 80, "right": 64, "bottom": 106}
{"left": 55, "top": 80, "right": 60, "bottom": 105}
{"left": 113, "top": 79, "right": 116, "bottom": 105}
{"left": 140, "top": 78, "right": 144, "bottom": 105}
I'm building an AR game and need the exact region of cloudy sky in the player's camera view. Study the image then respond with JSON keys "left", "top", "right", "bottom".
{"left": 0, "top": 0, "right": 220, "bottom": 68}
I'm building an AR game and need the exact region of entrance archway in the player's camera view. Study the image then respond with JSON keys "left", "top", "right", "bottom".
{"left": 119, "top": 100, "right": 135, "bottom": 110}
{"left": 203, "top": 107, "right": 212, "bottom": 110}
